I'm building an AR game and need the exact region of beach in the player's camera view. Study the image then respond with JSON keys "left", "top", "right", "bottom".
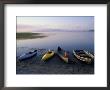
{"left": 16, "top": 48, "right": 94, "bottom": 74}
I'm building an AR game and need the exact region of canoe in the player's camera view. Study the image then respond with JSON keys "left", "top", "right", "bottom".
{"left": 17, "top": 50, "right": 37, "bottom": 61}
{"left": 73, "top": 50, "right": 94, "bottom": 64}
{"left": 57, "top": 47, "right": 69, "bottom": 63}
{"left": 41, "top": 51, "right": 55, "bottom": 61}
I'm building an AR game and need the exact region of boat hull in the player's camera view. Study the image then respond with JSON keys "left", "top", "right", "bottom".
{"left": 57, "top": 51, "right": 68, "bottom": 63}
{"left": 73, "top": 50, "right": 94, "bottom": 64}
{"left": 18, "top": 51, "right": 37, "bottom": 61}
{"left": 42, "top": 51, "right": 55, "bottom": 61}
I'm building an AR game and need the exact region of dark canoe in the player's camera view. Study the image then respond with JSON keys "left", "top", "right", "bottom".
{"left": 57, "top": 50, "right": 69, "bottom": 63}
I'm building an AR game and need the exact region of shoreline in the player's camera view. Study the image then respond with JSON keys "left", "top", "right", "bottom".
{"left": 16, "top": 47, "right": 94, "bottom": 74}
{"left": 16, "top": 32, "right": 47, "bottom": 39}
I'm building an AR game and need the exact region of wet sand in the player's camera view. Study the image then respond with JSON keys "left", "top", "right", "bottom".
{"left": 16, "top": 49, "right": 94, "bottom": 74}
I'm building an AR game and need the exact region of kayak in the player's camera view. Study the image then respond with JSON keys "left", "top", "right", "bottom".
{"left": 73, "top": 50, "right": 94, "bottom": 64}
{"left": 57, "top": 47, "right": 68, "bottom": 63}
{"left": 41, "top": 51, "right": 55, "bottom": 61}
{"left": 17, "top": 50, "right": 37, "bottom": 61}
{"left": 57, "top": 51, "right": 68, "bottom": 63}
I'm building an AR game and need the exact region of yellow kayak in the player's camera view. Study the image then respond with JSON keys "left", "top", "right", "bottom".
{"left": 41, "top": 51, "right": 55, "bottom": 61}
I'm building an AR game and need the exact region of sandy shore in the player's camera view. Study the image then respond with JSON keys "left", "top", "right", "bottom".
{"left": 16, "top": 49, "right": 94, "bottom": 74}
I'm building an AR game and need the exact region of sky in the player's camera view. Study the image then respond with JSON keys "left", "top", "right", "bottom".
{"left": 17, "top": 16, "right": 94, "bottom": 32}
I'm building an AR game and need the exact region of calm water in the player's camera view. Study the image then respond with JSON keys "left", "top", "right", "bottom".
{"left": 17, "top": 32, "right": 94, "bottom": 56}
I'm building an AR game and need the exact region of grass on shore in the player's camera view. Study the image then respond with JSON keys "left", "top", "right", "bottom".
{"left": 16, "top": 32, "right": 47, "bottom": 39}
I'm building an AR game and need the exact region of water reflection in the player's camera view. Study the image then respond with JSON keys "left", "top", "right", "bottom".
{"left": 17, "top": 32, "right": 94, "bottom": 55}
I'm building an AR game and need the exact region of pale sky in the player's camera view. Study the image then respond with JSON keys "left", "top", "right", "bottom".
{"left": 17, "top": 16, "right": 94, "bottom": 32}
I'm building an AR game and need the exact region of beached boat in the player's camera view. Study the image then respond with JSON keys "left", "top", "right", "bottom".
{"left": 17, "top": 50, "right": 37, "bottom": 61}
{"left": 41, "top": 50, "right": 55, "bottom": 61}
{"left": 57, "top": 47, "right": 69, "bottom": 63}
{"left": 73, "top": 50, "right": 94, "bottom": 64}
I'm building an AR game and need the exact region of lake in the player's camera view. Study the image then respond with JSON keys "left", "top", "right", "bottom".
{"left": 17, "top": 31, "right": 94, "bottom": 56}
